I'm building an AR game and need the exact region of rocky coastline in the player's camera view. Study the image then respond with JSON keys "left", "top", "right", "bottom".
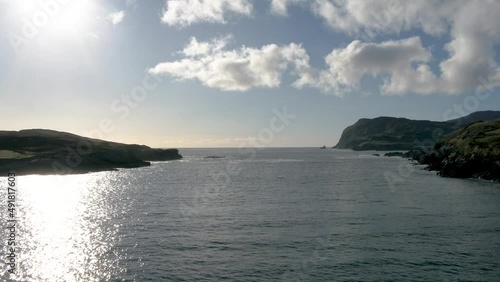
{"left": 334, "top": 111, "right": 500, "bottom": 151}
{"left": 0, "top": 129, "right": 182, "bottom": 176}
{"left": 419, "top": 119, "right": 500, "bottom": 181}
{"left": 385, "top": 119, "right": 500, "bottom": 181}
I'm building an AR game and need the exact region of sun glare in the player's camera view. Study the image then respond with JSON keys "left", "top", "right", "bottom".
{"left": 9, "top": 173, "right": 125, "bottom": 281}
{"left": 49, "top": 0, "right": 95, "bottom": 33}
{"left": 10, "top": 0, "right": 98, "bottom": 38}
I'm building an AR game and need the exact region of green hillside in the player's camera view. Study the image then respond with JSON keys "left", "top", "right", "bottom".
{"left": 334, "top": 117, "right": 455, "bottom": 150}
{"left": 335, "top": 111, "right": 500, "bottom": 151}
{"left": 0, "top": 129, "right": 182, "bottom": 175}
{"left": 422, "top": 119, "right": 500, "bottom": 181}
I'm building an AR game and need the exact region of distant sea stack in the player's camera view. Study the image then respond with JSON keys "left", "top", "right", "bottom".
{"left": 334, "top": 111, "right": 500, "bottom": 151}
{"left": 0, "top": 129, "right": 182, "bottom": 176}
{"left": 421, "top": 119, "right": 500, "bottom": 181}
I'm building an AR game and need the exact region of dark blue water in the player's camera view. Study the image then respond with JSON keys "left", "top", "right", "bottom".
{"left": 1, "top": 148, "right": 500, "bottom": 281}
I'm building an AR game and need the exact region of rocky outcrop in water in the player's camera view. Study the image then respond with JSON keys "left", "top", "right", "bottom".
{"left": 384, "top": 152, "right": 404, "bottom": 157}
{"left": 384, "top": 149, "right": 427, "bottom": 161}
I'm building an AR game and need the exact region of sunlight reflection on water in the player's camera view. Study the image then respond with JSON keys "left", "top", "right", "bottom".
{"left": 1, "top": 149, "right": 499, "bottom": 281}
{"left": 1, "top": 173, "right": 127, "bottom": 282}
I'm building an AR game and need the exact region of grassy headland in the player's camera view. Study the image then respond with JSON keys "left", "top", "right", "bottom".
{"left": 0, "top": 129, "right": 182, "bottom": 176}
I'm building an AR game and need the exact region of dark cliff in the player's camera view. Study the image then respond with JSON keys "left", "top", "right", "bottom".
{"left": 334, "top": 117, "right": 455, "bottom": 151}
{"left": 0, "top": 129, "right": 182, "bottom": 175}
{"left": 335, "top": 111, "right": 500, "bottom": 151}
{"left": 421, "top": 119, "right": 500, "bottom": 181}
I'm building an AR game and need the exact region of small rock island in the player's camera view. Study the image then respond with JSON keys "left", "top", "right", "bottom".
{"left": 0, "top": 129, "right": 182, "bottom": 175}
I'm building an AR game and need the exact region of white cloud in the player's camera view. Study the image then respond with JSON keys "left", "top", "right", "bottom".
{"left": 108, "top": 10, "right": 125, "bottom": 25}
{"left": 152, "top": 0, "right": 500, "bottom": 96}
{"left": 161, "top": 0, "right": 252, "bottom": 27}
{"left": 181, "top": 36, "right": 230, "bottom": 57}
{"left": 270, "top": 0, "right": 308, "bottom": 16}
{"left": 297, "top": 37, "right": 437, "bottom": 96}
{"left": 310, "top": 0, "right": 457, "bottom": 37}
{"left": 436, "top": 1, "right": 500, "bottom": 94}
{"left": 148, "top": 36, "right": 313, "bottom": 91}
{"left": 279, "top": 0, "right": 500, "bottom": 96}
{"left": 271, "top": 0, "right": 456, "bottom": 36}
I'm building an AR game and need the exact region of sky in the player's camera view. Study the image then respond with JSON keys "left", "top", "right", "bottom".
{"left": 0, "top": 0, "right": 499, "bottom": 148}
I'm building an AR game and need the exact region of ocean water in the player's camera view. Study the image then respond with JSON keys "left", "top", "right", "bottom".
{"left": 1, "top": 148, "right": 500, "bottom": 281}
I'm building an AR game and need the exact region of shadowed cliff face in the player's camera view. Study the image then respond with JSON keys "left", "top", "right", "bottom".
{"left": 335, "top": 111, "right": 500, "bottom": 151}
{"left": 446, "top": 110, "right": 500, "bottom": 127}
{"left": 334, "top": 117, "right": 456, "bottom": 151}
{"left": 421, "top": 119, "right": 500, "bottom": 181}
{"left": 0, "top": 129, "right": 182, "bottom": 175}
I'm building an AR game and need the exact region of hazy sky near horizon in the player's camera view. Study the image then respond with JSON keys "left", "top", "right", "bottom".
{"left": 1, "top": 0, "right": 500, "bottom": 147}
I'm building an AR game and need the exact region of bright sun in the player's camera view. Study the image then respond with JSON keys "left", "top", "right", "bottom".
{"left": 11, "top": 0, "right": 98, "bottom": 37}
{"left": 50, "top": 1, "right": 95, "bottom": 32}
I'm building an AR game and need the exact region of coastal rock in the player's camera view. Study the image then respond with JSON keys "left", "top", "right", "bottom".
{"left": 384, "top": 152, "right": 404, "bottom": 157}
{"left": 334, "top": 117, "right": 455, "bottom": 151}
{"left": 0, "top": 129, "right": 182, "bottom": 175}
{"left": 402, "top": 149, "right": 427, "bottom": 161}
{"left": 384, "top": 149, "right": 427, "bottom": 161}
{"left": 334, "top": 111, "right": 500, "bottom": 151}
{"left": 420, "top": 119, "right": 500, "bottom": 181}
{"left": 132, "top": 146, "right": 182, "bottom": 161}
